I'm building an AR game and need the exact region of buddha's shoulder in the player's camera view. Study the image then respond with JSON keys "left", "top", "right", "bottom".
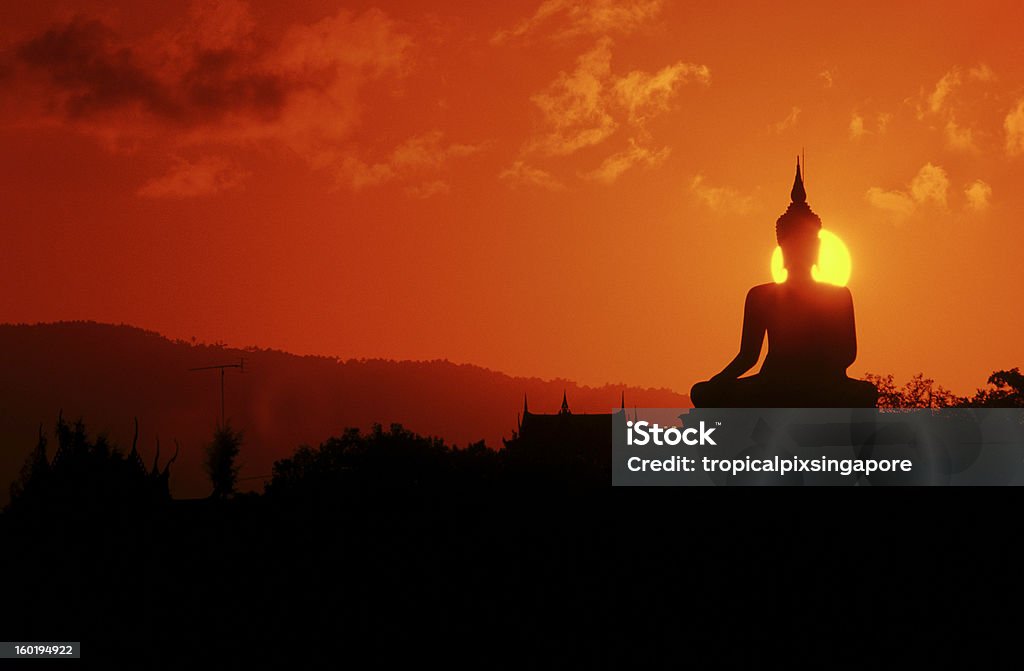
{"left": 746, "top": 282, "right": 852, "bottom": 300}
{"left": 818, "top": 283, "right": 853, "bottom": 299}
{"left": 746, "top": 282, "right": 779, "bottom": 299}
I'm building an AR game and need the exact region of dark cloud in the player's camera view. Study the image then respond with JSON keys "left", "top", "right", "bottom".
{"left": 17, "top": 18, "right": 181, "bottom": 120}
{"left": 181, "top": 49, "right": 287, "bottom": 122}
{"left": 1, "top": 7, "right": 424, "bottom": 195}
{"left": 14, "top": 16, "right": 288, "bottom": 126}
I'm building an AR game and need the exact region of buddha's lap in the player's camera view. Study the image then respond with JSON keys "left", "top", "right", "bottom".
{"left": 691, "top": 375, "right": 877, "bottom": 408}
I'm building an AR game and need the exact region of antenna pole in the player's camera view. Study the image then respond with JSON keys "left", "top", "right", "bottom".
{"left": 189, "top": 357, "right": 245, "bottom": 427}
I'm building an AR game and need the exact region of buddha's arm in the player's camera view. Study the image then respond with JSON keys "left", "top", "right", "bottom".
{"left": 825, "top": 288, "right": 857, "bottom": 370}
{"left": 713, "top": 288, "right": 766, "bottom": 380}
{"left": 840, "top": 289, "right": 857, "bottom": 368}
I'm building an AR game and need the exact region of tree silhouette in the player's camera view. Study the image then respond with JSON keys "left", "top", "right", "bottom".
{"left": 265, "top": 423, "right": 499, "bottom": 498}
{"left": 862, "top": 373, "right": 962, "bottom": 408}
{"left": 8, "top": 425, "right": 49, "bottom": 506}
{"left": 863, "top": 369, "right": 1024, "bottom": 408}
{"left": 962, "top": 368, "right": 1024, "bottom": 407}
{"left": 205, "top": 423, "right": 243, "bottom": 499}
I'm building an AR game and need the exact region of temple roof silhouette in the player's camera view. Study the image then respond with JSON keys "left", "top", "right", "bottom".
{"left": 504, "top": 393, "right": 626, "bottom": 463}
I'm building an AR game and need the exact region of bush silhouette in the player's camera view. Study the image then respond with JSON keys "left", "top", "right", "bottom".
{"left": 863, "top": 368, "right": 1024, "bottom": 409}
{"left": 266, "top": 423, "right": 500, "bottom": 499}
{"left": 205, "top": 423, "right": 243, "bottom": 499}
{"left": 963, "top": 368, "right": 1024, "bottom": 407}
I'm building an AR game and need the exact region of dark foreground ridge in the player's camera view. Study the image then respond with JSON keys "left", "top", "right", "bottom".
{"left": 2, "top": 411, "right": 1022, "bottom": 665}
{"left": 2, "top": 480, "right": 1017, "bottom": 665}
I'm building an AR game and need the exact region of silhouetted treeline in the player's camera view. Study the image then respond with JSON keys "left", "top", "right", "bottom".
{"left": 6, "top": 366, "right": 1022, "bottom": 515}
{"left": 266, "top": 424, "right": 502, "bottom": 500}
{"left": 864, "top": 368, "right": 1024, "bottom": 408}
{"left": 4, "top": 416, "right": 608, "bottom": 517}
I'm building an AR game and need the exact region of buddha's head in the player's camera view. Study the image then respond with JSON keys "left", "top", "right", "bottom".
{"left": 775, "top": 158, "right": 821, "bottom": 278}
{"left": 777, "top": 218, "right": 820, "bottom": 275}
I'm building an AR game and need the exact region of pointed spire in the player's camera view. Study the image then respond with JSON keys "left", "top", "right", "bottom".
{"left": 560, "top": 390, "right": 570, "bottom": 415}
{"left": 523, "top": 394, "right": 529, "bottom": 416}
{"left": 162, "top": 440, "right": 180, "bottom": 476}
{"left": 791, "top": 155, "right": 806, "bottom": 203}
{"left": 621, "top": 391, "right": 625, "bottom": 410}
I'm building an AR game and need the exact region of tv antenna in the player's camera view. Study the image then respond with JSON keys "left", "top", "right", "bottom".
{"left": 190, "top": 357, "right": 245, "bottom": 425}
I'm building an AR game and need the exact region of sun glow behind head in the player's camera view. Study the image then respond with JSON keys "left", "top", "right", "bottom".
{"left": 771, "top": 228, "right": 851, "bottom": 286}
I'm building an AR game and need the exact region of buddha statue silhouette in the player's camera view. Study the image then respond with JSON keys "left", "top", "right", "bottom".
{"left": 690, "top": 159, "right": 878, "bottom": 408}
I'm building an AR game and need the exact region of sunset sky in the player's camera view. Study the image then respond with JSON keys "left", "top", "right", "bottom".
{"left": 1, "top": 0, "right": 1022, "bottom": 398}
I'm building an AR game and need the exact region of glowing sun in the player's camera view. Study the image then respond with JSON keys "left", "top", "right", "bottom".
{"left": 771, "top": 229, "right": 852, "bottom": 286}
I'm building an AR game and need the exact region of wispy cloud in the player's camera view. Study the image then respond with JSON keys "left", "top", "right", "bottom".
{"left": 771, "top": 106, "right": 800, "bottom": 134}
{"left": 964, "top": 180, "right": 992, "bottom": 211}
{"left": 865, "top": 188, "right": 916, "bottom": 219}
{"left": 614, "top": 61, "right": 710, "bottom": 125}
{"left": 405, "top": 180, "right": 451, "bottom": 199}
{"left": 915, "top": 64, "right": 999, "bottom": 153}
{"left": 944, "top": 119, "right": 977, "bottom": 153}
{"left": 138, "top": 155, "right": 247, "bottom": 198}
{"left": 865, "top": 162, "right": 950, "bottom": 221}
{"left": 491, "top": 0, "right": 664, "bottom": 44}
{"left": 690, "top": 175, "right": 755, "bottom": 215}
{"left": 849, "top": 111, "right": 890, "bottom": 140}
{"left": 585, "top": 141, "right": 668, "bottom": 184}
{"left": 493, "top": 0, "right": 701, "bottom": 185}
{"left": 968, "top": 63, "right": 996, "bottom": 82}
{"left": 849, "top": 113, "right": 866, "bottom": 139}
{"left": 499, "top": 161, "right": 565, "bottom": 191}
{"left": 909, "top": 162, "right": 950, "bottom": 207}
{"left": 923, "top": 68, "right": 961, "bottom": 117}
{"left": 529, "top": 38, "right": 707, "bottom": 156}
{"left": 819, "top": 68, "right": 836, "bottom": 89}
{"left": 524, "top": 37, "right": 708, "bottom": 183}
{"left": 1004, "top": 99, "right": 1024, "bottom": 156}
{"left": 528, "top": 39, "right": 618, "bottom": 156}
{"left": 334, "top": 131, "right": 481, "bottom": 191}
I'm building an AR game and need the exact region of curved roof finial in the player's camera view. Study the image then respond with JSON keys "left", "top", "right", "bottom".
{"left": 791, "top": 155, "right": 806, "bottom": 203}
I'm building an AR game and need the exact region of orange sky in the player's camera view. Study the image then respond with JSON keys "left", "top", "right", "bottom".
{"left": 1, "top": 0, "right": 1022, "bottom": 398}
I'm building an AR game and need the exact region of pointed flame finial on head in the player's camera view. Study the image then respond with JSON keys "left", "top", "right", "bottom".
{"left": 791, "top": 155, "right": 806, "bottom": 203}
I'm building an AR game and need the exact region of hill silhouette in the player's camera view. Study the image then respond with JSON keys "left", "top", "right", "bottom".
{"left": 0, "top": 322, "right": 689, "bottom": 501}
